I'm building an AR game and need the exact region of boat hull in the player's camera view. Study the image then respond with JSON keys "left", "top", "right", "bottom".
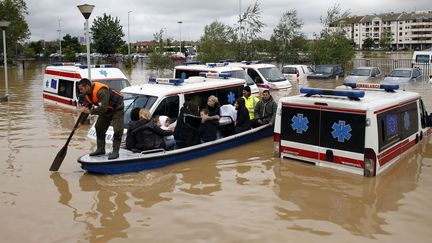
{"left": 78, "top": 125, "right": 273, "bottom": 174}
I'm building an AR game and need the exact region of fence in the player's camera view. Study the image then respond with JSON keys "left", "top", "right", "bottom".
{"left": 349, "top": 58, "right": 431, "bottom": 79}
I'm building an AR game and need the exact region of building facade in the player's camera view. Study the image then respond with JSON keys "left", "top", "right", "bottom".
{"left": 328, "top": 10, "right": 432, "bottom": 50}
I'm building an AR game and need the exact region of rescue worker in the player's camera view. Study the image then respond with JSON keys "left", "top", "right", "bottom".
{"left": 242, "top": 86, "right": 260, "bottom": 120}
{"left": 78, "top": 78, "right": 124, "bottom": 160}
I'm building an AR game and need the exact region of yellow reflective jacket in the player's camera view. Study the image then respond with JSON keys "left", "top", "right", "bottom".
{"left": 242, "top": 95, "right": 260, "bottom": 119}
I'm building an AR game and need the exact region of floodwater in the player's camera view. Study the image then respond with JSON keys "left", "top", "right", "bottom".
{"left": 1, "top": 62, "right": 432, "bottom": 243}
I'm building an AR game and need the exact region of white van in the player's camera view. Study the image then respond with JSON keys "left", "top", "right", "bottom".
{"left": 412, "top": 51, "right": 432, "bottom": 72}
{"left": 274, "top": 82, "right": 432, "bottom": 177}
{"left": 229, "top": 62, "right": 292, "bottom": 90}
{"left": 174, "top": 62, "right": 260, "bottom": 96}
{"left": 282, "top": 64, "right": 314, "bottom": 83}
{"left": 43, "top": 63, "right": 130, "bottom": 109}
{"left": 88, "top": 74, "right": 246, "bottom": 143}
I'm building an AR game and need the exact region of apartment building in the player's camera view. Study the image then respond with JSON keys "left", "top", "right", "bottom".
{"left": 328, "top": 10, "right": 432, "bottom": 50}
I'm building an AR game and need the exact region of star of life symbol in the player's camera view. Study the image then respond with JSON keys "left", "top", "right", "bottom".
{"left": 227, "top": 91, "right": 236, "bottom": 104}
{"left": 403, "top": 112, "right": 410, "bottom": 130}
{"left": 332, "top": 120, "right": 352, "bottom": 142}
{"left": 180, "top": 72, "right": 187, "bottom": 79}
{"left": 45, "top": 80, "right": 49, "bottom": 87}
{"left": 99, "top": 69, "right": 108, "bottom": 77}
{"left": 291, "top": 113, "right": 309, "bottom": 134}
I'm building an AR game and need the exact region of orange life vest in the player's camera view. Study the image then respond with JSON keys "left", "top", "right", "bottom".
{"left": 85, "top": 82, "right": 123, "bottom": 110}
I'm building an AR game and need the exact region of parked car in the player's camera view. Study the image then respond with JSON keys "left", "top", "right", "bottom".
{"left": 344, "top": 67, "right": 382, "bottom": 83}
{"left": 307, "top": 64, "right": 344, "bottom": 79}
{"left": 383, "top": 68, "right": 422, "bottom": 83}
{"left": 281, "top": 65, "right": 314, "bottom": 83}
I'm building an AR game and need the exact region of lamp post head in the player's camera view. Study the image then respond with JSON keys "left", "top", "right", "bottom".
{"left": 177, "top": 21, "right": 183, "bottom": 24}
{"left": 0, "top": 20, "right": 11, "bottom": 29}
{"left": 77, "top": 4, "right": 95, "bottom": 19}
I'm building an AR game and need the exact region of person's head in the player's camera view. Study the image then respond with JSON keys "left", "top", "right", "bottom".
{"left": 130, "top": 107, "right": 141, "bottom": 121}
{"left": 242, "top": 86, "right": 251, "bottom": 97}
{"left": 235, "top": 98, "right": 245, "bottom": 110}
{"left": 207, "top": 95, "right": 218, "bottom": 107}
{"left": 77, "top": 78, "right": 92, "bottom": 95}
{"left": 262, "top": 90, "right": 271, "bottom": 101}
{"left": 200, "top": 108, "right": 210, "bottom": 119}
{"left": 152, "top": 117, "right": 161, "bottom": 126}
{"left": 159, "top": 115, "right": 170, "bottom": 127}
{"left": 139, "top": 108, "right": 151, "bottom": 120}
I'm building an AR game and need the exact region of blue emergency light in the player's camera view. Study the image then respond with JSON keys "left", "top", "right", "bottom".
{"left": 148, "top": 77, "right": 184, "bottom": 85}
{"left": 79, "top": 64, "right": 113, "bottom": 69}
{"left": 300, "top": 87, "right": 365, "bottom": 100}
{"left": 343, "top": 82, "right": 399, "bottom": 92}
{"left": 199, "top": 72, "right": 232, "bottom": 79}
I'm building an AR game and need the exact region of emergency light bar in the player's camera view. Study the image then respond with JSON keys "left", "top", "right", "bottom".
{"left": 79, "top": 64, "right": 113, "bottom": 69}
{"left": 206, "top": 62, "right": 228, "bottom": 68}
{"left": 51, "top": 62, "right": 78, "bottom": 66}
{"left": 183, "top": 61, "right": 202, "bottom": 65}
{"left": 198, "top": 72, "right": 231, "bottom": 79}
{"left": 300, "top": 87, "right": 365, "bottom": 100}
{"left": 343, "top": 82, "right": 399, "bottom": 92}
{"left": 148, "top": 77, "right": 184, "bottom": 85}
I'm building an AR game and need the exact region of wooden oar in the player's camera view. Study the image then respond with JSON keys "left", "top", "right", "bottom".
{"left": 49, "top": 112, "right": 88, "bottom": 171}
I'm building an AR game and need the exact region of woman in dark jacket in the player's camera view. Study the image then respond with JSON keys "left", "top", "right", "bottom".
{"left": 206, "top": 95, "right": 220, "bottom": 117}
{"left": 198, "top": 108, "right": 218, "bottom": 143}
{"left": 174, "top": 101, "right": 201, "bottom": 148}
{"left": 127, "top": 109, "right": 173, "bottom": 152}
{"left": 234, "top": 98, "right": 251, "bottom": 133}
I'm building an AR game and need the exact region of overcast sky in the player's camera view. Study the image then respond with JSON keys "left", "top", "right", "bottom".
{"left": 26, "top": 0, "right": 431, "bottom": 42}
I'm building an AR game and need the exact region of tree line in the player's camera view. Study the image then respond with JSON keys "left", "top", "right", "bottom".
{"left": 1, "top": 0, "right": 356, "bottom": 67}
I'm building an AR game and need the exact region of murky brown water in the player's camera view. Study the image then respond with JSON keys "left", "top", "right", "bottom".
{"left": 1, "top": 61, "right": 432, "bottom": 242}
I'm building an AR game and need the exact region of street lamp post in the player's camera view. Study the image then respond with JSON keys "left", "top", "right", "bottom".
{"left": 77, "top": 4, "right": 95, "bottom": 80}
{"left": 0, "top": 20, "right": 10, "bottom": 101}
{"left": 177, "top": 21, "right": 182, "bottom": 54}
{"left": 128, "top": 11, "right": 132, "bottom": 60}
{"left": 58, "top": 19, "right": 62, "bottom": 60}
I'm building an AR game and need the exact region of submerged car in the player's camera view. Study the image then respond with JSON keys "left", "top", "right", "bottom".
{"left": 344, "top": 67, "right": 382, "bottom": 83}
{"left": 383, "top": 68, "right": 422, "bottom": 83}
{"left": 308, "top": 64, "right": 344, "bottom": 79}
{"left": 282, "top": 64, "right": 314, "bottom": 83}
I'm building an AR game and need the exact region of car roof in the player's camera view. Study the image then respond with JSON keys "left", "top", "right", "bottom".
{"left": 352, "top": 67, "right": 377, "bottom": 70}
{"left": 174, "top": 64, "right": 244, "bottom": 72}
{"left": 391, "top": 68, "right": 415, "bottom": 71}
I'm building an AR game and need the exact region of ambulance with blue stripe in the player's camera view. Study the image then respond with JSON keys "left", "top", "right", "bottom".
{"left": 274, "top": 83, "right": 432, "bottom": 176}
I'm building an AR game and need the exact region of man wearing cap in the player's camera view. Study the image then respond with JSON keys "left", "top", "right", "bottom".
{"left": 242, "top": 86, "right": 260, "bottom": 120}
{"left": 78, "top": 78, "right": 124, "bottom": 160}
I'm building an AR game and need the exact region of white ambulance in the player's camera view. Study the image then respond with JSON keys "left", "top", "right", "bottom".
{"left": 174, "top": 62, "right": 260, "bottom": 96}
{"left": 43, "top": 63, "right": 130, "bottom": 109}
{"left": 274, "top": 82, "right": 432, "bottom": 176}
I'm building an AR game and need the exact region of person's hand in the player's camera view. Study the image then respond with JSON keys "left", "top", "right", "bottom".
{"left": 81, "top": 107, "right": 90, "bottom": 114}
{"left": 258, "top": 119, "right": 263, "bottom": 124}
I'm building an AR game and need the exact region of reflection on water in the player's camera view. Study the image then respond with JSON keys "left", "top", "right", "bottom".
{"left": 1, "top": 62, "right": 432, "bottom": 242}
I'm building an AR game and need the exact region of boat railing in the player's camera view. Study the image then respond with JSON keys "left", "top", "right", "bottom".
{"left": 139, "top": 148, "right": 165, "bottom": 155}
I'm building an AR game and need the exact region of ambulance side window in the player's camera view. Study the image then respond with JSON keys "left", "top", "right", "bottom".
{"left": 247, "top": 69, "right": 263, "bottom": 84}
{"left": 185, "top": 91, "right": 214, "bottom": 110}
{"left": 378, "top": 108, "right": 401, "bottom": 151}
{"left": 400, "top": 102, "right": 418, "bottom": 139}
{"left": 58, "top": 79, "right": 74, "bottom": 98}
{"left": 152, "top": 96, "right": 180, "bottom": 120}
{"left": 280, "top": 107, "right": 320, "bottom": 146}
{"left": 174, "top": 69, "right": 201, "bottom": 79}
{"left": 320, "top": 111, "right": 366, "bottom": 153}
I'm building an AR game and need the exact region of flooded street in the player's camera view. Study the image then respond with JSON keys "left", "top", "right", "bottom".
{"left": 1, "top": 62, "right": 432, "bottom": 242}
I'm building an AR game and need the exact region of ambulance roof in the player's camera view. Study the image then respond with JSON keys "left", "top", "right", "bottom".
{"left": 174, "top": 64, "right": 244, "bottom": 72}
{"left": 45, "top": 64, "right": 127, "bottom": 80}
{"left": 121, "top": 76, "right": 245, "bottom": 97}
{"left": 280, "top": 86, "right": 420, "bottom": 113}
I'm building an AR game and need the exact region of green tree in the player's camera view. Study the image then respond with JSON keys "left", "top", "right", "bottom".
{"left": 238, "top": 0, "right": 265, "bottom": 60}
{"left": 27, "top": 40, "right": 44, "bottom": 57}
{"left": 147, "top": 29, "right": 173, "bottom": 75}
{"left": 63, "top": 46, "right": 76, "bottom": 61}
{"left": 379, "top": 28, "right": 393, "bottom": 50}
{"left": 198, "top": 21, "right": 236, "bottom": 62}
{"left": 90, "top": 13, "right": 125, "bottom": 54}
{"left": 363, "top": 37, "right": 374, "bottom": 50}
{"left": 0, "top": 0, "right": 30, "bottom": 59}
{"left": 270, "top": 9, "right": 303, "bottom": 65}
{"left": 62, "top": 34, "right": 82, "bottom": 53}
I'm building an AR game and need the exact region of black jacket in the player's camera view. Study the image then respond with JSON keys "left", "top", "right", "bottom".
{"left": 199, "top": 119, "right": 219, "bottom": 142}
{"left": 127, "top": 119, "right": 173, "bottom": 151}
{"left": 235, "top": 98, "right": 251, "bottom": 133}
{"left": 174, "top": 107, "right": 201, "bottom": 147}
{"left": 206, "top": 103, "right": 220, "bottom": 116}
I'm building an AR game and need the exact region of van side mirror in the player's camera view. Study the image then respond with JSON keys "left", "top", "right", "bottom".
{"left": 371, "top": 73, "right": 376, "bottom": 77}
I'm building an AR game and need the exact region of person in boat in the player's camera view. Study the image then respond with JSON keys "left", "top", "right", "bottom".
{"left": 206, "top": 95, "right": 220, "bottom": 117}
{"left": 242, "top": 86, "right": 260, "bottom": 120}
{"left": 159, "top": 115, "right": 175, "bottom": 150}
{"left": 234, "top": 98, "right": 251, "bottom": 133}
{"left": 125, "top": 107, "right": 143, "bottom": 150}
{"left": 219, "top": 104, "right": 237, "bottom": 137}
{"left": 127, "top": 108, "right": 174, "bottom": 152}
{"left": 174, "top": 101, "right": 201, "bottom": 148}
{"left": 198, "top": 108, "right": 219, "bottom": 143}
{"left": 78, "top": 78, "right": 124, "bottom": 160}
{"left": 252, "top": 89, "right": 277, "bottom": 127}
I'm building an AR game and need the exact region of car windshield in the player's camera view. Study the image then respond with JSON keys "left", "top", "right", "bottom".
{"left": 315, "top": 66, "right": 334, "bottom": 73}
{"left": 258, "top": 67, "right": 286, "bottom": 82}
{"left": 282, "top": 67, "right": 296, "bottom": 74}
{"left": 223, "top": 70, "right": 255, "bottom": 86}
{"left": 350, "top": 69, "right": 371, "bottom": 76}
{"left": 98, "top": 79, "right": 131, "bottom": 92}
{"left": 388, "top": 70, "right": 412, "bottom": 78}
{"left": 122, "top": 93, "right": 158, "bottom": 126}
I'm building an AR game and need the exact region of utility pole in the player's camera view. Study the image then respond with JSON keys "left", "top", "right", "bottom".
{"left": 128, "top": 11, "right": 132, "bottom": 59}
{"left": 57, "top": 19, "right": 62, "bottom": 60}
